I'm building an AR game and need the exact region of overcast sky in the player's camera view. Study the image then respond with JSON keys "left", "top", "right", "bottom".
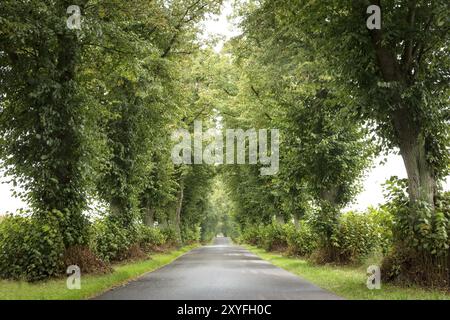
{"left": 0, "top": 1, "right": 448, "bottom": 215}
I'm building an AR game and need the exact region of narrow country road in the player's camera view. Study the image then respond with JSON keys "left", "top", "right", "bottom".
{"left": 94, "top": 237, "right": 342, "bottom": 300}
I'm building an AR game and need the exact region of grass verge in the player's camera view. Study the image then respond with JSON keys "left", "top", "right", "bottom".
{"left": 0, "top": 244, "right": 198, "bottom": 300}
{"left": 245, "top": 245, "right": 450, "bottom": 300}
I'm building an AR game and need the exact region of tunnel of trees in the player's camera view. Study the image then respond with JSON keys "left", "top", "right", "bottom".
{"left": 0, "top": 0, "right": 448, "bottom": 289}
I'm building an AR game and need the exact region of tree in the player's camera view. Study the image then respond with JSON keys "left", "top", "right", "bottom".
{"left": 0, "top": 0, "right": 94, "bottom": 245}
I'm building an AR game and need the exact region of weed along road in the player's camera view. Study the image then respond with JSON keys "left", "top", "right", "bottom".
{"left": 94, "top": 237, "right": 342, "bottom": 300}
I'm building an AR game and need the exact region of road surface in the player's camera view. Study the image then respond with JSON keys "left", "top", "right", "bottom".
{"left": 94, "top": 237, "right": 342, "bottom": 300}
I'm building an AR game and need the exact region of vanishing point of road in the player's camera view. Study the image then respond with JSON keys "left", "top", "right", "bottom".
{"left": 94, "top": 237, "right": 342, "bottom": 300}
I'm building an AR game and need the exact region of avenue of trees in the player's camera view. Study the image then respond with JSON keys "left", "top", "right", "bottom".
{"left": 0, "top": 0, "right": 448, "bottom": 289}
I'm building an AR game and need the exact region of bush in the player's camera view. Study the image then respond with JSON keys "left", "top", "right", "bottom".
{"left": 54, "top": 208, "right": 90, "bottom": 247}
{"left": 181, "top": 225, "right": 201, "bottom": 244}
{"left": 380, "top": 184, "right": 450, "bottom": 288}
{"left": 330, "top": 211, "right": 378, "bottom": 264}
{"left": 286, "top": 222, "right": 318, "bottom": 257}
{"left": 367, "top": 206, "right": 393, "bottom": 255}
{"left": 90, "top": 219, "right": 133, "bottom": 263}
{"left": 161, "top": 226, "right": 182, "bottom": 247}
{"left": 381, "top": 243, "right": 449, "bottom": 288}
{"left": 0, "top": 215, "right": 65, "bottom": 281}
{"left": 240, "top": 224, "right": 264, "bottom": 246}
{"left": 261, "top": 222, "right": 289, "bottom": 251}
{"left": 136, "top": 225, "right": 166, "bottom": 251}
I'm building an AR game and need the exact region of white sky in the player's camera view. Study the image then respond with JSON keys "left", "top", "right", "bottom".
{"left": 0, "top": 2, "right": 448, "bottom": 215}
{"left": 200, "top": 0, "right": 241, "bottom": 52}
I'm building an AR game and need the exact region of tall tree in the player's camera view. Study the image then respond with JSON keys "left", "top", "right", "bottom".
{"left": 0, "top": 0, "right": 93, "bottom": 245}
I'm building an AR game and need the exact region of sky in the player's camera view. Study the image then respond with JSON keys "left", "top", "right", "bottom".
{"left": 0, "top": 1, "right": 448, "bottom": 215}
{"left": 200, "top": 0, "right": 241, "bottom": 52}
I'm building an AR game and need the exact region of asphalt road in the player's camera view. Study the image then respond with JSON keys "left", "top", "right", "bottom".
{"left": 94, "top": 237, "right": 341, "bottom": 300}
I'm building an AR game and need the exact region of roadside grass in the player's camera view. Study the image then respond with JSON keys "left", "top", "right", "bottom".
{"left": 0, "top": 244, "right": 198, "bottom": 300}
{"left": 245, "top": 245, "right": 450, "bottom": 300}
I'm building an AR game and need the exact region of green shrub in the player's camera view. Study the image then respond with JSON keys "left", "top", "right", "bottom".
{"left": 261, "top": 222, "right": 289, "bottom": 251}
{"left": 331, "top": 211, "right": 378, "bottom": 263}
{"left": 161, "top": 226, "right": 182, "bottom": 246}
{"left": 380, "top": 182, "right": 450, "bottom": 288}
{"left": 382, "top": 177, "right": 450, "bottom": 256}
{"left": 90, "top": 219, "right": 132, "bottom": 263}
{"left": 286, "top": 222, "right": 318, "bottom": 257}
{"left": 310, "top": 203, "right": 340, "bottom": 246}
{"left": 240, "top": 224, "right": 264, "bottom": 246}
{"left": 136, "top": 225, "right": 166, "bottom": 251}
{"left": 55, "top": 208, "right": 91, "bottom": 247}
{"left": 367, "top": 206, "right": 393, "bottom": 255}
{"left": 0, "top": 215, "right": 65, "bottom": 281}
{"left": 181, "top": 225, "right": 201, "bottom": 244}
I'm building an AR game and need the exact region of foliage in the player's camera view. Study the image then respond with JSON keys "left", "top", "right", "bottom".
{"left": 239, "top": 224, "right": 265, "bottom": 247}
{"left": 259, "top": 221, "right": 289, "bottom": 252}
{"left": 384, "top": 177, "right": 449, "bottom": 256}
{"left": 367, "top": 206, "right": 394, "bottom": 256}
{"left": 90, "top": 218, "right": 134, "bottom": 263}
{"left": 286, "top": 223, "right": 318, "bottom": 257}
{"left": 220, "top": 9, "right": 375, "bottom": 257}
{"left": 381, "top": 178, "right": 449, "bottom": 287}
{"left": 0, "top": 214, "right": 65, "bottom": 281}
{"left": 0, "top": 0, "right": 97, "bottom": 245}
{"left": 161, "top": 226, "right": 182, "bottom": 247}
{"left": 240, "top": 209, "right": 392, "bottom": 264}
{"left": 180, "top": 164, "right": 216, "bottom": 242}
{"left": 331, "top": 212, "right": 378, "bottom": 264}
{"left": 0, "top": 0, "right": 221, "bottom": 281}
{"left": 136, "top": 224, "right": 167, "bottom": 251}
{"left": 0, "top": 0, "right": 448, "bottom": 290}
{"left": 310, "top": 204, "right": 340, "bottom": 247}
{"left": 181, "top": 225, "right": 201, "bottom": 244}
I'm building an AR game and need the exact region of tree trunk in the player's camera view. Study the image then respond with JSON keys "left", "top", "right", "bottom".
{"left": 175, "top": 181, "right": 184, "bottom": 236}
{"left": 293, "top": 215, "right": 300, "bottom": 229}
{"left": 318, "top": 186, "right": 340, "bottom": 242}
{"left": 143, "top": 207, "right": 156, "bottom": 226}
{"left": 368, "top": 18, "right": 436, "bottom": 208}
{"left": 320, "top": 187, "right": 339, "bottom": 206}
{"left": 393, "top": 109, "right": 436, "bottom": 207}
